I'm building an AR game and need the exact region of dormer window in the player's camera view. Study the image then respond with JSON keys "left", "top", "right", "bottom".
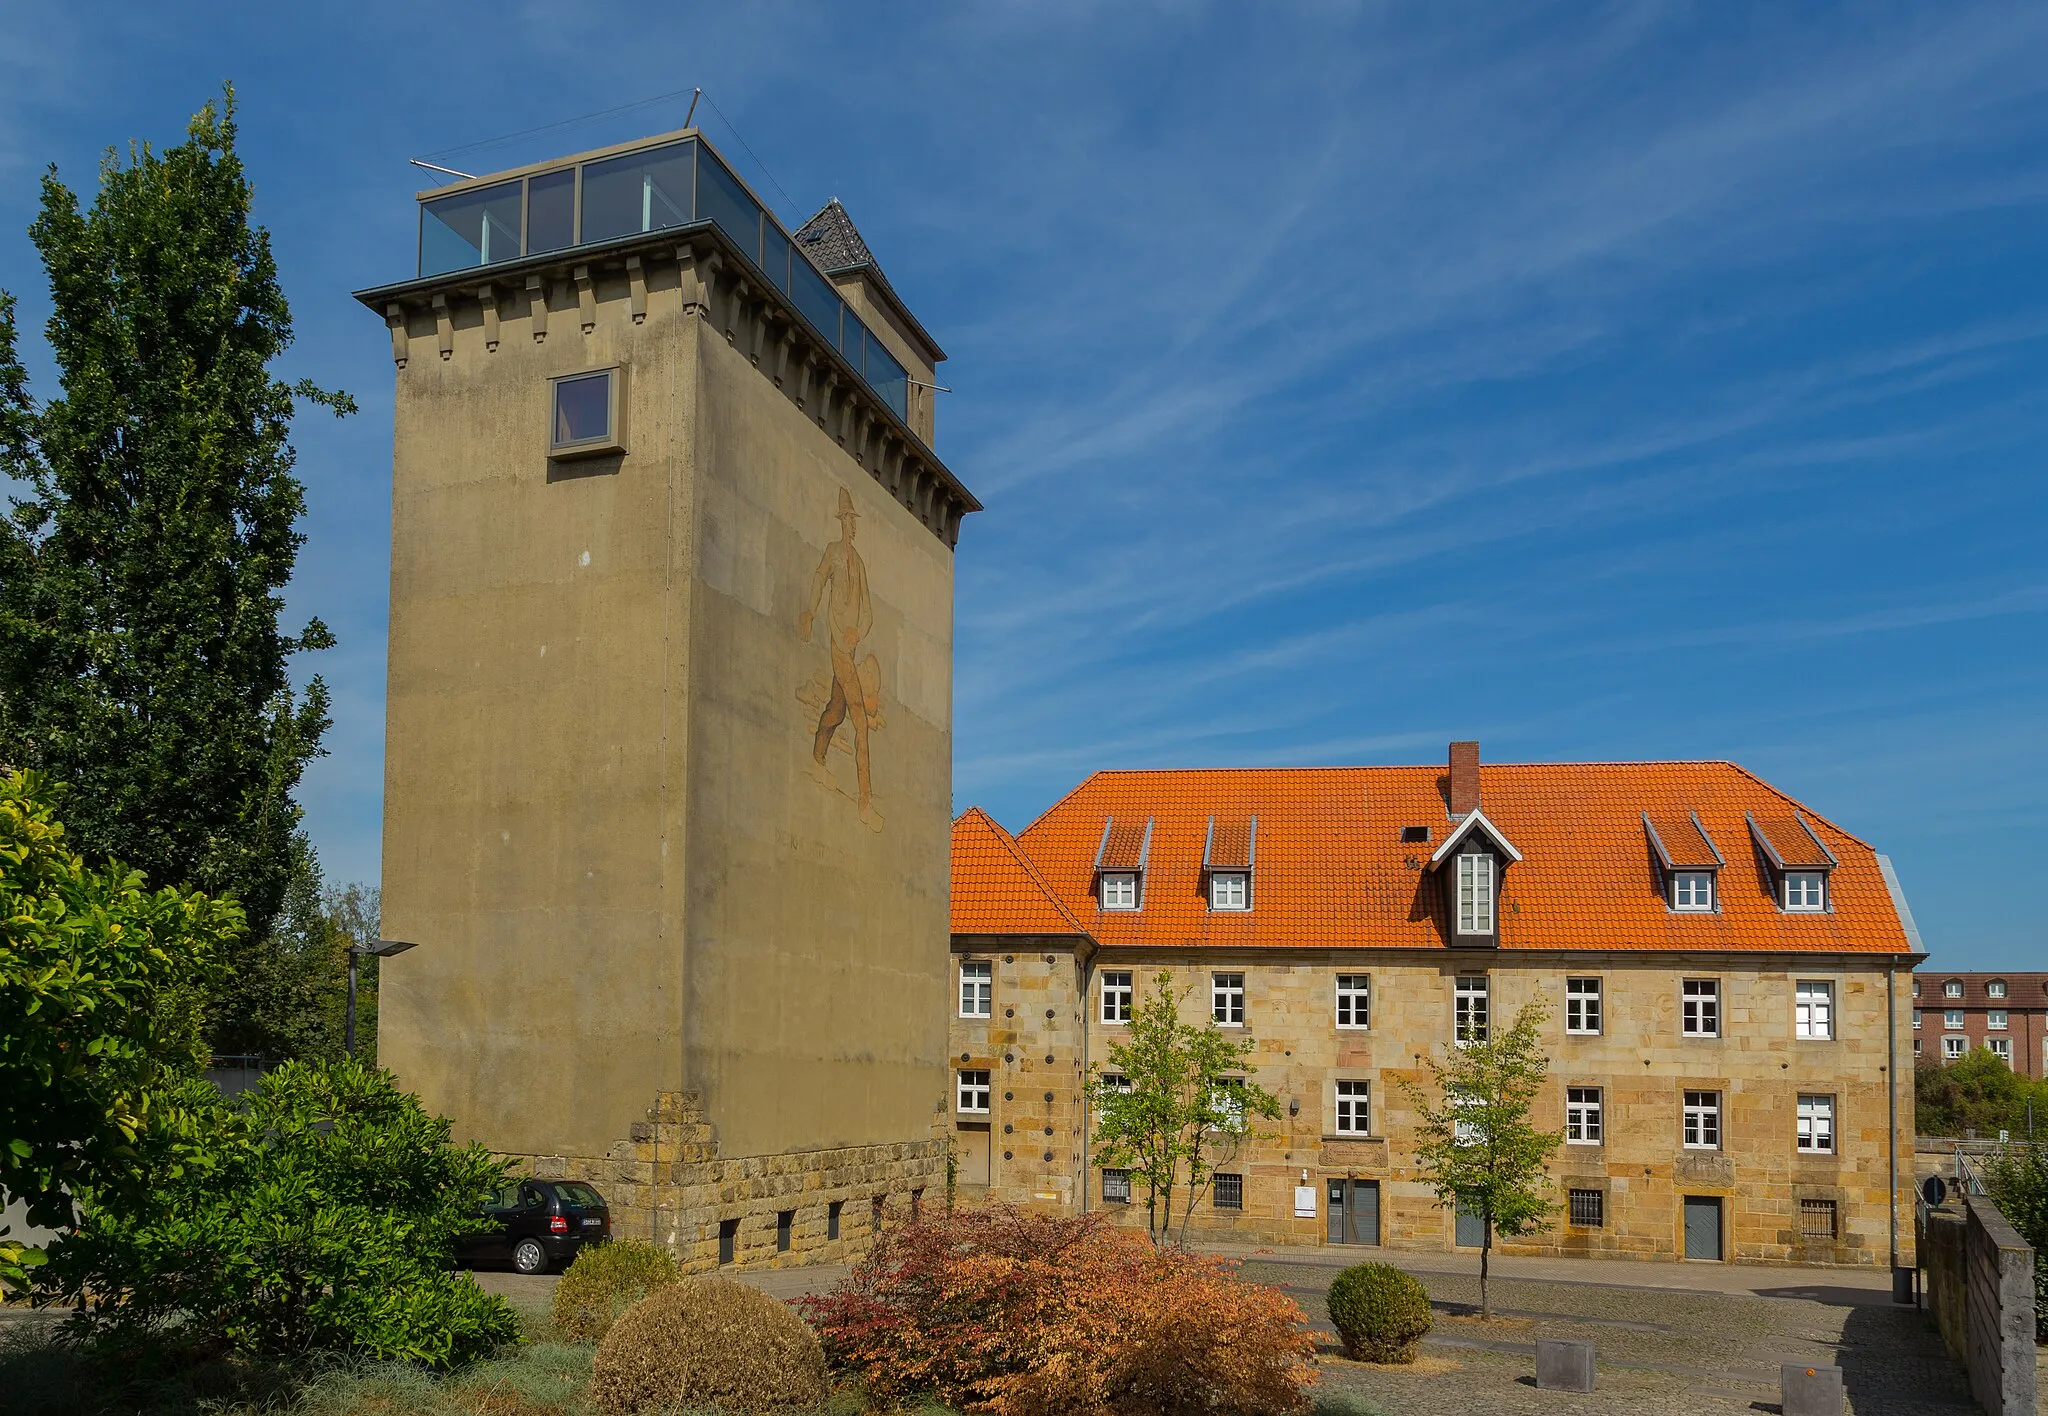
{"left": 1944, "top": 979, "right": 1963, "bottom": 999}
{"left": 1210, "top": 872, "right": 1249, "bottom": 910}
{"left": 1202, "top": 814, "right": 1256, "bottom": 913}
{"left": 1672, "top": 872, "right": 1715, "bottom": 911}
{"left": 1987, "top": 979, "right": 2007, "bottom": 999}
{"left": 1100, "top": 872, "right": 1139, "bottom": 910}
{"left": 1783, "top": 872, "right": 1826, "bottom": 911}
{"left": 1456, "top": 852, "right": 1495, "bottom": 935}
{"left": 1644, "top": 811, "right": 1724, "bottom": 914}
{"left": 1092, "top": 815, "right": 1152, "bottom": 912}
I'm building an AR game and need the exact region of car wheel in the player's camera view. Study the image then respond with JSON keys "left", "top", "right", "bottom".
{"left": 513, "top": 1238, "right": 549, "bottom": 1275}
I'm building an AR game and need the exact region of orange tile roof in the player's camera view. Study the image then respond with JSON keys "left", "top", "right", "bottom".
{"left": 1205, "top": 815, "right": 1255, "bottom": 870}
{"left": 1097, "top": 816, "right": 1151, "bottom": 871}
{"left": 950, "top": 806, "right": 1088, "bottom": 937}
{"left": 1748, "top": 813, "right": 1837, "bottom": 869}
{"left": 1643, "top": 810, "right": 1724, "bottom": 868}
{"left": 965, "top": 761, "right": 1912, "bottom": 955}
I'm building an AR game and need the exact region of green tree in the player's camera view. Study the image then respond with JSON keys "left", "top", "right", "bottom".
{"left": 1397, "top": 1003, "right": 1562, "bottom": 1318}
{"left": 0, "top": 89, "right": 351, "bottom": 1054}
{"left": 1914, "top": 1050, "right": 2046, "bottom": 1140}
{"left": 0, "top": 768, "right": 243, "bottom": 1291}
{"left": 1982, "top": 1142, "right": 2048, "bottom": 1341}
{"left": 1088, "top": 971, "right": 1282, "bottom": 1244}
{"left": 39, "top": 1058, "right": 517, "bottom": 1368}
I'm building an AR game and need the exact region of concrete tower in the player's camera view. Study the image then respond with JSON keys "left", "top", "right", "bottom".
{"left": 354, "top": 130, "right": 978, "bottom": 1267}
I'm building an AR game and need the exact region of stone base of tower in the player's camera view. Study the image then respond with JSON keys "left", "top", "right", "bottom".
{"left": 517, "top": 1091, "right": 947, "bottom": 1271}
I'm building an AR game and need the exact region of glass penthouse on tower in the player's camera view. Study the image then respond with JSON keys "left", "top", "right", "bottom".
{"left": 413, "top": 130, "right": 915, "bottom": 423}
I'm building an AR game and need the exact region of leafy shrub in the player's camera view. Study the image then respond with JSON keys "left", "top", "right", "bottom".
{"left": 587, "top": 1276, "right": 829, "bottom": 1415}
{"left": 554, "top": 1238, "right": 681, "bottom": 1343}
{"left": 37, "top": 1058, "right": 517, "bottom": 1369}
{"left": 795, "top": 1204, "right": 1316, "bottom": 1416}
{"left": 1325, "top": 1263, "right": 1433, "bottom": 1363}
{"left": 1983, "top": 1145, "right": 2048, "bottom": 1341}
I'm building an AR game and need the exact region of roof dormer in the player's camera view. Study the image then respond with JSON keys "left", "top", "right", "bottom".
{"left": 1202, "top": 814, "right": 1256, "bottom": 911}
{"left": 1748, "top": 811, "right": 1837, "bottom": 913}
{"left": 1644, "top": 810, "right": 1725, "bottom": 912}
{"left": 1093, "top": 815, "right": 1153, "bottom": 911}
{"left": 1428, "top": 807, "right": 1521, "bottom": 947}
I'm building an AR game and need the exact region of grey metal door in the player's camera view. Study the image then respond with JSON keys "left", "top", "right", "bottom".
{"left": 1683, "top": 1195, "right": 1722, "bottom": 1260}
{"left": 1327, "top": 1180, "right": 1346, "bottom": 1243}
{"left": 1455, "top": 1198, "right": 1486, "bottom": 1248}
{"left": 1349, "top": 1181, "right": 1380, "bottom": 1246}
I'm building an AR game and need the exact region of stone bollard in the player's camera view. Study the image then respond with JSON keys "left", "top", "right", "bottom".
{"left": 1780, "top": 1363, "right": 1845, "bottom": 1416}
{"left": 1535, "top": 1338, "right": 1596, "bottom": 1392}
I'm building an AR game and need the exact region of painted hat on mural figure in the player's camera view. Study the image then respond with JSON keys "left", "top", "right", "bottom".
{"left": 838, "top": 487, "right": 858, "bottom": 521}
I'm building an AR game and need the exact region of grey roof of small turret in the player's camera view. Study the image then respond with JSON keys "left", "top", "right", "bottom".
{"left": 794, "top": 198, "right": 945, "bottom": 362}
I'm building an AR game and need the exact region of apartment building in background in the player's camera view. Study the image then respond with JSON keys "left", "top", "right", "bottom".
{"left": 355, "top": 129, "right": 978, "bottom": 1270}
{"left": 1912, "top": 972, "right": 2048, "bottom": 1076}
{"left": 950, "top": 743, "right": 1925, "bottom": 1267}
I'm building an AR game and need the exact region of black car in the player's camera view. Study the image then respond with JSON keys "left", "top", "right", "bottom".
{"left": 459, "top": 1179, "right": 611, "bottom": 1274}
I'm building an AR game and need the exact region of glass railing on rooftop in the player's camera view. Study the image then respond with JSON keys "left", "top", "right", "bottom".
{"left": 417, "top": 136, "right": 911, "bottom": 422}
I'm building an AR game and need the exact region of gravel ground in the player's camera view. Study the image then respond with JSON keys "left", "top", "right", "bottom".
{"left": 1239, "top": 1259, "right": 1979, "bottom": 1416}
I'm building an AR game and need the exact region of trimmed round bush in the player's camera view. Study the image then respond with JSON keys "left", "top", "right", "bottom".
{"left": 587, "top": 1276, "right": 830, "bottom": 1415}
{"left": 1325, "top": 1262, "right": 1434, "bottom": 1364}
{"left": 553, "top": 1238, "right": 681, "bottom": 1343}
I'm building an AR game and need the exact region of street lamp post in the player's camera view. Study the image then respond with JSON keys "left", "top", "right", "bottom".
{"left": 346, "top": 939, "right": 417, "bottom": 1056}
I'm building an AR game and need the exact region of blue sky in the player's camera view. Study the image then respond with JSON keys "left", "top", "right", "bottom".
{"left": 2, "top": 3, "right": 2043, "bottom": 972}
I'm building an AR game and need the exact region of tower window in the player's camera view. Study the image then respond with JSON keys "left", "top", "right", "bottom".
{"left": 959, "top": 960, "right": 992, "bottom": 1018}
{"left": 549, "top": 367, "right": 623, "bottom": 456}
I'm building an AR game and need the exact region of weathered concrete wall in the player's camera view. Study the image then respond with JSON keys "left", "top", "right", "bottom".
{"left": 1964, "top": 1194, "right": 2038, "bottom": 1416}
{"left": 379, "top": 242, "right": 956, "bottom": 1206}
{"left": 953, "top": 950, "right": 1916, "bottom": 1265}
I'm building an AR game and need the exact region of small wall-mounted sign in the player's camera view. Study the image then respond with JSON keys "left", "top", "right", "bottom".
{"left": 1294, "top": 1186, "right": 1317, "bottom": 1218}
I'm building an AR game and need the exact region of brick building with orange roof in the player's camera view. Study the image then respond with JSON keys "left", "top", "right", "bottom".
{"left": 949, "top": 742, "right": 1926, "bottom": 1270}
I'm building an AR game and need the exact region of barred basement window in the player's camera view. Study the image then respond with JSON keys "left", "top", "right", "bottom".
{"left": 1212, "top": 1173, "right": 1244, "bottom": 1209}
{"left": 1799, "top": 1198, "right": 1838, "bottom": 1241}
{"left": 1102, "top": 1169, "right": 1132, "bottom": 1204}
{"left": 1568, "top": 1189, "right": 1605, "bottom": 1228}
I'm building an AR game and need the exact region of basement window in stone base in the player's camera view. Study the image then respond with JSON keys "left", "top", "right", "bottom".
{"left": 1102, "top": 1168, "right": 1132, "bottom": 1204}
{"left": 1568, "top": 1188, "right": 1605, "bottom": 1228}
{"left": 1799, "top": 1198, "right": 1838, "bottom": 1241}
{"left": 549, "top": 367, "right": 625, "bottom": 456}
{"left": 1212, "top": 1173, "right": 1244, "bottom": 1209}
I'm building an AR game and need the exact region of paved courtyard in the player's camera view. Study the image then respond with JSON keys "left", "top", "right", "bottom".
{"left": 476, "top": 1244, "right": 2014, "bottom": 1416}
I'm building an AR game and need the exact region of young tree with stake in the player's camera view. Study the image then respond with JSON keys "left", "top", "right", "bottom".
{"left": 1398, "top": 1002, "right": 1563, "bottom": 1318}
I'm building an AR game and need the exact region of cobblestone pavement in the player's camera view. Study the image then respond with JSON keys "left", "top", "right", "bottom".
{"left": 1236, "top": 1257, "right": 1978, "bottom": 1416}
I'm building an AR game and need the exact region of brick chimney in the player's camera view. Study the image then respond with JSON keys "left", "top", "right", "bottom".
{"left": 1448, "top": 741, "right": 1481, "bottom": 818}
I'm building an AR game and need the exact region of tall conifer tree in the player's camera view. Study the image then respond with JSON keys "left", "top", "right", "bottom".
{"left": 0, "top": 90, "right": 350, "bottom": 1051}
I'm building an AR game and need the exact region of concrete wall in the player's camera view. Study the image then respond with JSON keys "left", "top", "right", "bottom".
{"left": 952, "top": 949, "right": 1917, "bottom": 1266}
{"left": 377, "top": 236, "right": 956, "bottom": 1226}
{"left": 1921, "top": 1194, "right": 2039, "bottom": 1415}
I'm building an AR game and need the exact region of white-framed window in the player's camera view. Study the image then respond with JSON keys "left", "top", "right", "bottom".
{"left": 1566, "top": 1086, "right": 1603, "bottom": 1145}
{"left": 1783, "top": 872, "right": 1826, "bottom": 911}
{"left": 1566, "top": 977, "right": 1602, "bottom": 1035}
{"left": 1209, "top": 872, "right": 1249, "bottom": 910}
{"left": 1988, "top": 1009, "right": 2009, "bottom": 1031}
{"left": 1794, "top": 980, "right": 1834, "bottom": 1040}
{"left": 1100, "top": 971, "right": 1133, "bottom": 1025}
{"left": 1099, "top": 1071, "right": 1133, "bottom": 1094}
{"left": 1102, "top": 1168, "right": 1132, "bottom": 1204}
{"left": 1914, "top": 1037, "right": 1923, "bottom": 1056}
{"left": 549, "top": 366, "right": 625, "bottom": 456}
{"left": 1944, "top": 1009, "right": 1965, "bottom": 1029}
{"left": 1212, "top": 973, "right": 1246, "bottom": 1026}
{"left": 1989, "top": 1038, "right": 2012, "bottom": 1063}
{"left": 1333, "top": 1079, "right": 1371, "bottom": 1135}
{"left": 1913, "top": 1010, "right": 1922, "bottom": 1029}
{"left": 1796, "top": 1093, "right": 1834, "bottom": 1153}
{"left": 1452, "top": 1089, "right": 1483, "bottom": 1146}
{"left": 1682, "top": 979, "right": 1720, "bottom": 1037}
{"left": 1682, "top": 1090, "right": 1722, "bottom": 1149}
{"left": 1944, "top": 979, "right": 1964, "bottom": 998}
{"left": 1335, "top": 974, "right": 1371, "bottom": 1029}
{"left": 1454, "top": 975, "right": 1490, "bottom": 1044}
{"left": 1672, "top": 871, "right": 1715, "bottom": 911}
{"left": 1944, "top": 1035, "right": 1967, "bottom": 1060}
{"left": 958, "top": 960, "right": 992, "bottom": 1018}
{"left": 1209, "top": 1078, "right": 1247, "bottom": 1127}
{"left": 1456, "top": 852, "right": 1495, "bottom": 934}
{"left": 1099, "top": 872, "right": 1139, "bottom": 910}
{"left": 1987, "top": 979, "right": 2007, "bottom": 999}
{"left": 956, "top": 1069, "right": 991, "bottom": 1114}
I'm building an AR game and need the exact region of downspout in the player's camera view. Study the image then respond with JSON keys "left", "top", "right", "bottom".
{"left": 1887, "top": 961, "right": 1899, "bottom": 1281}
{"left": 1079, "top": 949, "right": 1093, "bottom": 1213}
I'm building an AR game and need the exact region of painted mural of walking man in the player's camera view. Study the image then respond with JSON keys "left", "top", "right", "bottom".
{"left": 798, "top": 487, "right": 884, "bottom": 831}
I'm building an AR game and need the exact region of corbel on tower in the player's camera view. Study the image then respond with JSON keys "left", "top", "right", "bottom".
{"left": 573, "top": 265, "right": 597, "bottom": 333}
{"left": 817, "top": 371, "right": 839, "bottom": 430}
{"left": 724, "top": 278, "right": 750, "bottom": 346}
{"left": 771, "top": 324, "right": 795, "bottom": 388}
{"left": 676, "top": 244, "right": 706, "bottom": 317}
{"left": 793, "top": 350, "right": 816, "bottom": 414}
{"left": 699, "top": 249, "right": 726, "bottom": 328}
{"left": 626, "top": 255, "right": 647, "bottom": 324}
{"left": 476, "top": 284, "right": 500, "bottom": 352}
{"left": 431, "top": 293, "right": 454, "bottom": 360}
{"left": 385, "top": 304, "right": 409, "bottom": 368}
{"left": 526, "top": 275, "right": 549, "bottom": 344}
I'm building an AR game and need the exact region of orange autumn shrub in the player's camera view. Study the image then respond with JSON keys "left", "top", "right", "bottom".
{"left": 794, "top": 1205, "right": 1316, "bottom": 1416}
